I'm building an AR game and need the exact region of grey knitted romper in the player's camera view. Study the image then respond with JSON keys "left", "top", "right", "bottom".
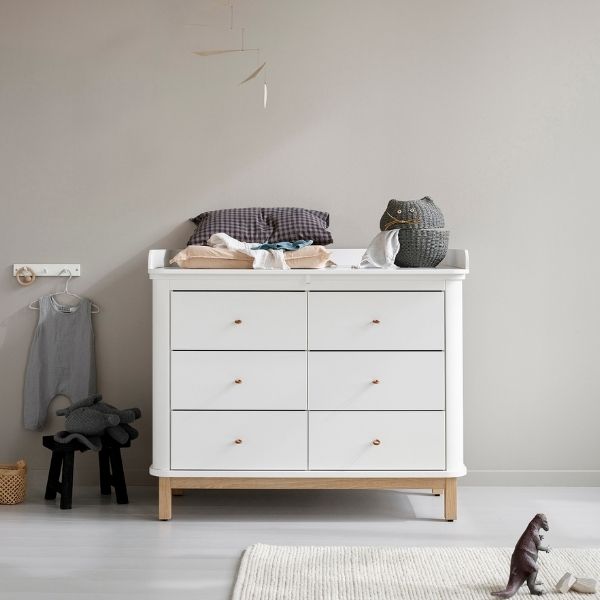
{"left": 24, "top": 296, "right": 97, "bottom": 430}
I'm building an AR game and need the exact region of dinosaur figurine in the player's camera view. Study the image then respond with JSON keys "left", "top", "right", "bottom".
{"left": 491, "top": 514, "right": 551, "bottom": 598}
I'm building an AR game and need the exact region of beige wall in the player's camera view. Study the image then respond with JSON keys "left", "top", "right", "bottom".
{"left": 1, "top": 0, "right": 599, "bottom": 486}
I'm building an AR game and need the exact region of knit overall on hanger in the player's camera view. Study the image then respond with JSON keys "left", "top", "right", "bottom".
{"left": 24, "top": 296, "right": 97, "bottom": 430}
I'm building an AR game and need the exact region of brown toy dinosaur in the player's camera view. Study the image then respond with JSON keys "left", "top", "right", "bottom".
{"left": 491, "top": 513, "right": 551, "bottom": 598}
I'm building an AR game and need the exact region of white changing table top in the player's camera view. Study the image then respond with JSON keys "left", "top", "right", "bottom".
{"left": 148, "top": 249, "right": 469, "bottom": 281}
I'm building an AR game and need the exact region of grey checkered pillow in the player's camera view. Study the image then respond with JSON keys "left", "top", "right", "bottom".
{"left": 188, "top": 208, "right": 272, "bottom": 246}
{"left": 266, "top": 207, "right": 333, "bottom": 245}
{"left": 188, "top": 207, "right": 333, "bottom": 246}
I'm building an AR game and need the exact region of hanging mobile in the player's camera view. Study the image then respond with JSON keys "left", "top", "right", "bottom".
{"left": 191, "top": 2, "right": 269, "bottom": 108}
{"left": 263, "top": 73, "right": 268, "bottom": 109}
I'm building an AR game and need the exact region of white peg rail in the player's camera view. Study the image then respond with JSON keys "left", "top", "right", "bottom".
{"left": 13, "top": 264, "right": 81, "bottom": 277}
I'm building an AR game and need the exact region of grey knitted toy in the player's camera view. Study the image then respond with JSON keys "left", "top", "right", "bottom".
{"left": 54, "top": 394, "right": 141, "bottom": 451}
{"left": 89, "top": 399, "right": 141, "bottom": 445}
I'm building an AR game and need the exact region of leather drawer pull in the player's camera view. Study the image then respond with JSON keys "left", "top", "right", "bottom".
{"left": 234, "top": 379, "right": 243, "bottom": 384}
{"left": 371, "top": 439, "right": 382, "bottom": 446}
{"left": 371, "top": 379, "right": 380, "bottom": 384}
{"left": 371, "top": 319, "right": 381, "bottom": 324}
{"left": 234, "top": 438, "right": 243, "bottom": 445}
{"left": 234, "top": 319, "right": 242, "bottom": 325}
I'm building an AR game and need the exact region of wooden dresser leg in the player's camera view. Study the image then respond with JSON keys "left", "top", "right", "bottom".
{"left": 159, "top": 477, "right": 172, "bottom": 521}
{"left": 444, "top": 478, "right": 457, "bottom": 521}
{"left": 432, "top": 488, "right": 444, "bottom": 496}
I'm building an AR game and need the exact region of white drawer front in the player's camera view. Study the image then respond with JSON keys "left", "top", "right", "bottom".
{"left": 309, "top": 411, "right": 445, "bottom": 470}
{"left": 171, "top": 411, "right": 307, "bottom": 470}
{"left": 171, "top": 292, "right": 307, "bottom": 350}
{"left": 172, "top": 351, "right": 307, "bottom": 410}
{"left": 308, "top": 292, "right": 444, "bottom": 350}
{"left": 309, "top": 352, "right": 444, "bottom": 410}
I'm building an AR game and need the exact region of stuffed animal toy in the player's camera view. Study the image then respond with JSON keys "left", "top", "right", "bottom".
{"left": 54, "top": 394, "right": 141, "bottom": 451}
{"left": 89, "top": 399, "right": 141, "bottom": 444}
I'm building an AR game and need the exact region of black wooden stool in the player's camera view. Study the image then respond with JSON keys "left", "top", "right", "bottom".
{"left": 43, "top": 435, "right": 130, "bottom": 509}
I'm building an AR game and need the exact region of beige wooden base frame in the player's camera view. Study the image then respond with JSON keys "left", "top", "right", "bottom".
{"left": 158, "top": 477, "right": 457, "bottom": 522}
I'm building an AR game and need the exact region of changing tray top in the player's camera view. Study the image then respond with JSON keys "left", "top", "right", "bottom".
{"left": 148, "top": 249, "right": 469, "bottom": 284}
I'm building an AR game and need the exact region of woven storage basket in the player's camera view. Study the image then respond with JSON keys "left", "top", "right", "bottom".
{"left": 0, "top": 460, "right": 27, "bottom": 505}
{"left": 380, "top": 197, "right": 445, "bottom": 231}
{"left": 395, "top": 229, "right": 449, "bottom": 268}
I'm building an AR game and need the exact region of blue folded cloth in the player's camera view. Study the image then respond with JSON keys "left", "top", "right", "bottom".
{"left": 252, "top": 240, "right": 313, "bottom": 251}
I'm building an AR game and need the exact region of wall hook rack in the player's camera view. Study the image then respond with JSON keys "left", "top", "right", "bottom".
{"left": 13, "top": 264, "right": 81, "bottom": 286}
{"left": 13, "top": 264, "right": 81, "bottom": 278}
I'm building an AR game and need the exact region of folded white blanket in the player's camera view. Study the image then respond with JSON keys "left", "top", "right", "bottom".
{"left": 208, "top": 233, "right": 289, "bottom": 270}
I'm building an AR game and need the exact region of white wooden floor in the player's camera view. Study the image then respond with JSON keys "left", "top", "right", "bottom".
{"left": 1, "top": 486, "right": 599, "bottom": 599}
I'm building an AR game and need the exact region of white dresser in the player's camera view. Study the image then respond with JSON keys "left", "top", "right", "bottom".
{"left": 148, "top": 248, "right": 469, "bottom": 521}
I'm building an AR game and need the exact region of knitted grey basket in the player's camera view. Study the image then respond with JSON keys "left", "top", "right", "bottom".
{"left": 395, "top": 229, "right": 449, "bottom": 268}
{"left": 380, "top": 197, "right": 445, "bottom": 231}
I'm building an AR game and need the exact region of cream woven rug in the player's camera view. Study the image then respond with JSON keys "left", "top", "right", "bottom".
{"left": 232, "top": 545, "right": 600, "bottom": 600}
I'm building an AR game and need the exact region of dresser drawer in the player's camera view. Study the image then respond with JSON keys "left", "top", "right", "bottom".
{"left": 309, "top": 352, "right": 444, "bottom": 410}
{"left": 308, "top": 292, "right": 444, "bottom": 350}
{"left": 309, "top": 411, "right": 445, "bottom": 470}
{"left": 171, "top": 411, "right": 307, "bottom": 470}
{"left": 171, "top": 291, "right": 307, "bottom": 350}
{"left": 172, "top": 351, "right": 307, "bottom": 410}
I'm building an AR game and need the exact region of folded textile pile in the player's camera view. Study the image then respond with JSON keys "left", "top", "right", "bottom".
{"left": 171, "top": 236, "right": 333, "bottom": 270}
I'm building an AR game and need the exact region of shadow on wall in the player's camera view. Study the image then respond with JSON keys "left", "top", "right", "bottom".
{"left": 0, "top": 222, "right": 193, "bottom": 486}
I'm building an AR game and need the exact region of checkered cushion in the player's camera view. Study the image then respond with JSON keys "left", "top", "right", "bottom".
{"left": 188, "top": 207, "right": 333, "bottom": 246}
{"left": 188, "top": 208, "right": 272, "bottom": 246}
{"left": 266, "top": 207, "right": 333, "bottom": 245}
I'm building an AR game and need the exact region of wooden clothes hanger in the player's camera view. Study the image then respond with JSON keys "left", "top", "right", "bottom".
{"left": 28, "top": 269, "right": 100, "bottom": 314}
